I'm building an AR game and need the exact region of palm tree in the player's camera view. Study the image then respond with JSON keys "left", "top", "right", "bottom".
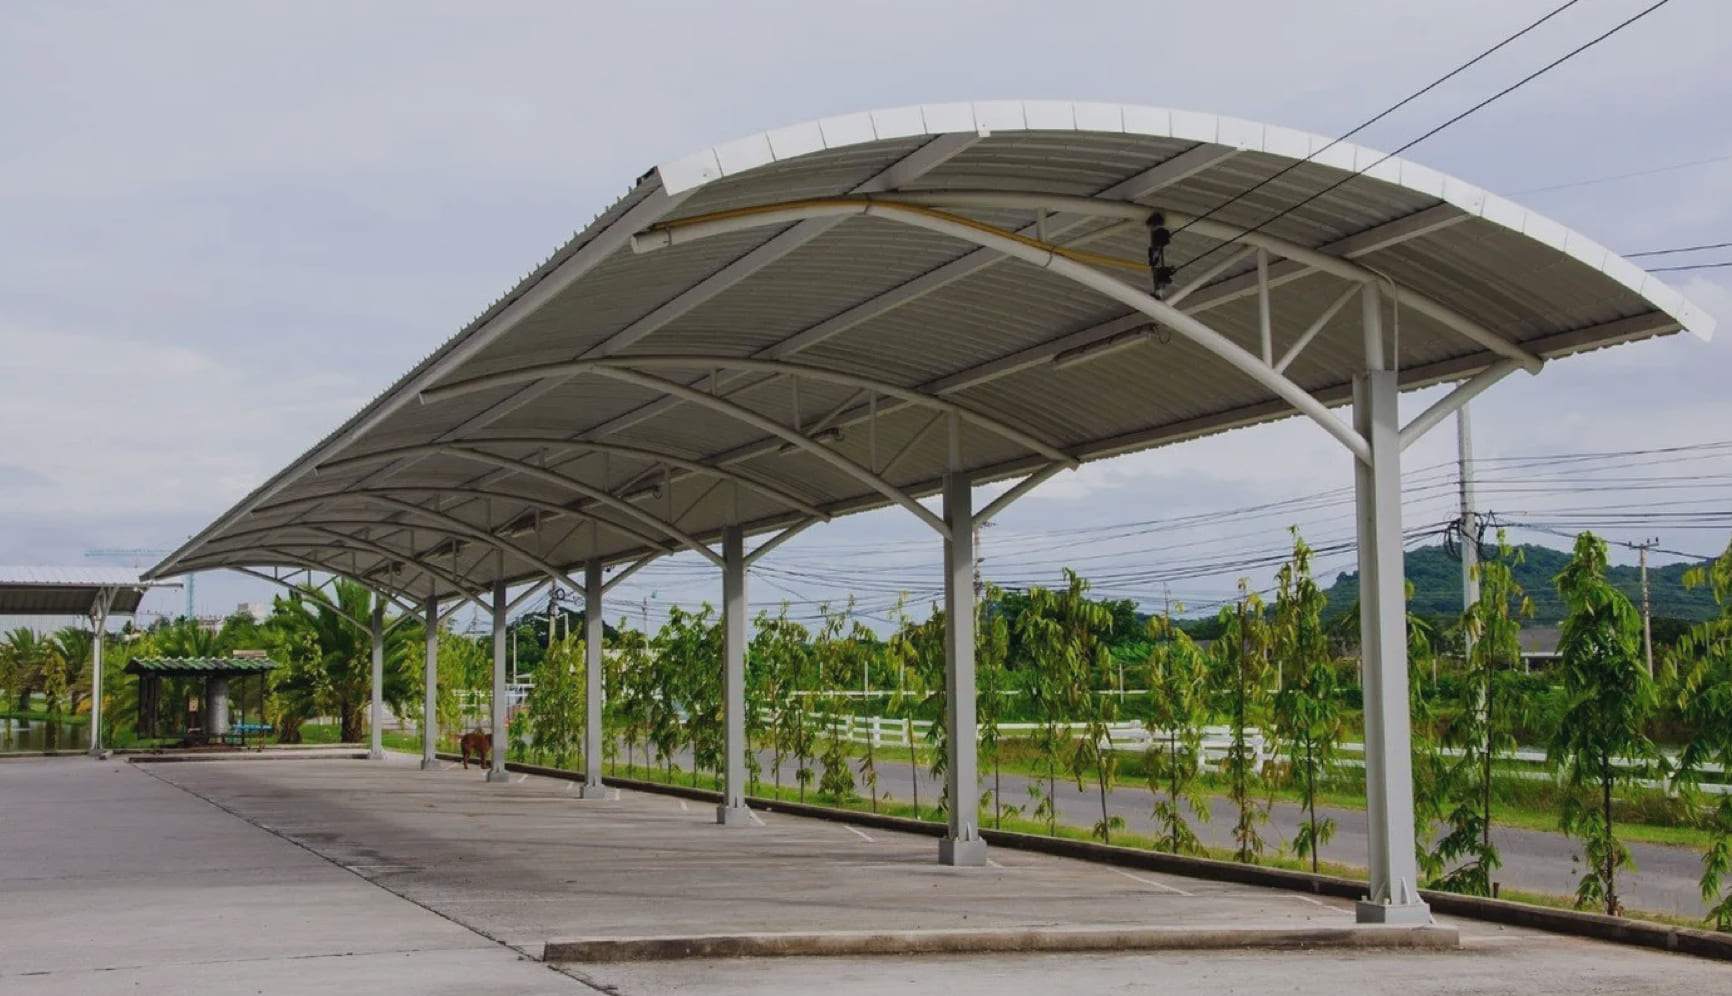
{"left": 266, "top": 581, "right": 419, "bottom": 744}
{"left": 2, "top": 628, "right": 55, "bottom": 714}
{"left": 51, "top": 626, "right": 93, "bottom": 719}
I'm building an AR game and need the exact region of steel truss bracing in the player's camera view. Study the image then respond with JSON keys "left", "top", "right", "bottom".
{"left": 619, "top": 189, "right": 1520, "bottom": 891}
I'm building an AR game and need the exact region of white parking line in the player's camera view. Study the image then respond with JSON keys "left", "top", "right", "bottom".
{"left": 1281, "top": 894, "right": 1352, "bottom": 914}
{"left": 678, "top": 799, "right": 690, "bottom": 812}
{"left": 749, "top": 809, "right": 766, "bottom": 827}
{"left": 844, "top": 825, "right": 873, "bottom": 842}
{"left": 986, "top": 859, "right": 1005, "bottom": 869}
{"left": 1111, "top": 868, "right": 1194, "bottom": 896}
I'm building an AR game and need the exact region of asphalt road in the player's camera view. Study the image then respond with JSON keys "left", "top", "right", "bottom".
{"left": 659, "top": 745, "right": 1712, "bottom": 919}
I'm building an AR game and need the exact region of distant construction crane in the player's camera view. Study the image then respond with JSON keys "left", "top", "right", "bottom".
{"left": 84, "top": 548, "right": 193, "bottom": 620}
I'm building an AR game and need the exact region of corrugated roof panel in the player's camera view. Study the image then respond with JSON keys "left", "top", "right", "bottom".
{"left": 154, "top": 102, "right": 1711, "bottom": 594}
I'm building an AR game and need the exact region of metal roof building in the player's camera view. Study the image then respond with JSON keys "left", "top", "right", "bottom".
{"left": 146, "top": 101, "right": 1712, "bottom": 925}
{"left": 1, "top": 566, "right": 169, "bottom": 757}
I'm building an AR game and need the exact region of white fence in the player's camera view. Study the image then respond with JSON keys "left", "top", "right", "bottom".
{"left": 760, "top": 709, "right": 1728, "bottom": 794}
{"left": 760, "top": 710, "right": 1271, "bottom": 773}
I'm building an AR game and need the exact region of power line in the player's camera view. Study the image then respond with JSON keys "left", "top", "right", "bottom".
{"left": 1511, "top": 151, "right": 1732, "bottom": 196}
{"left": 1626, "top": 240, "right": 1732, "bottom": 258}
{"left": 1170, "top": 0, "right": 1587, "bottom": 238}
{"left": 1175, "top": 0, "right": 1679, "bottom": 276}
{"left": 1645, "top": 260, "right": 1732, "bottom": 273}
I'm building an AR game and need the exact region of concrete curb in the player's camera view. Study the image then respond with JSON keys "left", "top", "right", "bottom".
{"left": 128, "top": 750, "right": 370, "bottom": 763}
{"left": 544, "top": 923, "right": 1461, "bottom": 963}
{"left": 460, "top": 756, "right": 1732, "bottom": 964}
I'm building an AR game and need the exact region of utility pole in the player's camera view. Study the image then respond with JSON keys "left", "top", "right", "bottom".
{"left": 1458, "top": 405, "right": 1480, "bottom": 682}
{"left": 1637, "top": 538, "right": 1659, "bottom": 677}
{"left": 972, "top": 519, "right": 993, "bottom": 598}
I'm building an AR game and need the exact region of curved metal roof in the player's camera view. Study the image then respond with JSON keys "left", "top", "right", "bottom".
{"left": 149, "top": 100, "right": 1714, "bottom": 603}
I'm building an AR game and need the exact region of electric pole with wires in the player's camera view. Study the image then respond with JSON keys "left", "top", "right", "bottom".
{"left": 1636, "top": 537, "right": 1659, "bottom": 677}
{"left": 1458, "top": 405, "right": 1480, "bottom": 681}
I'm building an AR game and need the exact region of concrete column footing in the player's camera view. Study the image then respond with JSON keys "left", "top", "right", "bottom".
{"left": 1356, "top": 900, "right": 1432, "bottom": 925}
{"left": 577, "top": 783, "right": 608, "bottom": 800}
{"left": 716, "top": 805, "right": 753, "bottom": 826}
{"left": 485, "top": 770, "right": 512, "bottom": 783}
{"left": 938, "top": 837, "right": 989, "bottom": 867}
{"left": 420, "top": 758, "right": 441, "bottom": 771}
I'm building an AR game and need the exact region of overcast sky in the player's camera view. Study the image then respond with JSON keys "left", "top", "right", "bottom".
{"left": 3, "top": 0, "right": 1729, "bottom": 631}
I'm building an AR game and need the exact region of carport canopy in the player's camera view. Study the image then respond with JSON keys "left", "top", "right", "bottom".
{"left": 0, "top": 566, "right": 153, "bottom": 617}
{"left": 1, "top": 566, "right": 172, "bottom": 757}
{"left": 145, "top": 101, "right": 1713, "bottom": 924}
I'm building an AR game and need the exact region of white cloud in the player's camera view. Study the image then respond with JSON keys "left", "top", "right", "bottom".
{"left": 0, "top": 323, "right": 361, "bottom": 526}
{"left": 0, "top": 0, "right": 1728, "bottom": 616}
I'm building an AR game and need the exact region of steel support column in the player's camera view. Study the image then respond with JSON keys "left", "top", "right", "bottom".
{"left": 421, "top": 595, "right": 439, "bottom": 770}
{"left": 939, "top": 469, "right": 987, "bottom": 865}
{"left": 1353, "top": 286, "right": 1428, "bottom": 923}
{"left": 370, "top": 595, "right": 385, "bottom": 760}
{"left": 717, "top": 524, "right": 751, "bottom": 825}
{"left": 580, "top": 559, "right": 607, "bottom": 799}
{"left": 86, "top": 591, "right": 109, "bottom": 756}
{"left": 487, "top": 575, "right": 510, "bottom": 782}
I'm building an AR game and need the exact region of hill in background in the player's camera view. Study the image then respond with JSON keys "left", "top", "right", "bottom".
{"left": 1321, "top": 542, "right": 1720, "bottom": 624}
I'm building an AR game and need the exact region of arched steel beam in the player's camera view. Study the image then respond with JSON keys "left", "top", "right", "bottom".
{"left": 315, "top": 440, "right": 831, "bottom": 522}
{"left": 419, "top": 358, "right": 1076, "bottom": 470}
{"left": 257, "top": 485, "right": 676, "bottom": 558}
{"left": 177, "top": 547, "right": 432, "bottom": 610}
{"left": 184, "top": 534, "right": 493, "bottom": 611}
{"left": 226, "top": 565, "right": 377, "bottom": 633}
{"left": 645, "top": 191, "right": 1543, "bottom": 374}
{"left": 628, "top": 198, "right": 1374, "bottom": 464}
{"left": 443, "top": 366, "right": 950, "bottom": 537}
{"left": 304, "top": 451, "right": 725, "bottom": 567}
{"left": 222, "top": 501, "right": 589, "bottom": 597}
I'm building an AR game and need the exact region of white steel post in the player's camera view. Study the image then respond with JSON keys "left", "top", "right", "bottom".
{"left": 421, "top": 595, "right": 439, "bottom": 770}
{"left": 1354, "top": 283, "right": 1428, "bottom": 924}
{"left": 488, "top": 575, "right": 510, "bottom": 782}
{"left": 940, "top": 417, "right": 986, "bottom": 865}
{"left": 370, "top": 595, "right": 385, "bottom": 760}
{"left": 718, "top": 524, "right": 751, "bottom": 824}
{"left": 581, "top": 559, "right": 607, "bottom": 799}
{"left": 87, "top": 590, "right": 109, "bottom": 756}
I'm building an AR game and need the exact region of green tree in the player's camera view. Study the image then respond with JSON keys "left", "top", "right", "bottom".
{"left": 1018, "top": 570, "right": 1114, "bottom": 838}
{"left": 751, "top": 606, "right": 808, "bottom": 794}
{"left": 1550, "top": 532, "right": 1658, "bottom": 916}
{"left": 852, "top": 620, "right": 888, "bottom": 812}
{"left": 1270, "top": 532, "right": 1340, "bottom": 873}
{"left": 814, "top": 603, "right": 857, "bottom": 804}
{"left": 977, "top": 583, "right": 1014, "bottom": 828}
{"left": 1144, "top": 598, "right": 1211, "bottom": 854}
{"left": 611, "top": 620, "right": 655, "bottom": 777}
{"left": 652, "top": 604, "right": 719, "bottom": 786}
{"left": 886, "top": 595, "right": 934, "bottom": 816}
{"left": 1671, "top": 535, "right": 1732, "bottom": 929}
{"left": 1215, "top": 581, "right": 1272, "bottom": 864}
{"left": 1432, "top": 534, "right": 1531, "bottom": 896}
{"left": 265, "top": 583, "right": 418, "bottom": 745}
{"left": 524, "top": 634, "right": 584, "bottom": 768}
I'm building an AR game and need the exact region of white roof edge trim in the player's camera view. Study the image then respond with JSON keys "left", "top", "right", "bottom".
{"left": 655, "top": 99, "right": 1715, "bottom": 343}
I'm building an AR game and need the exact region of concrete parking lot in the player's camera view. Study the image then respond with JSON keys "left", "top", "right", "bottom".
{"left": 3, "top": 754, "right": 1728, "bottom": 995}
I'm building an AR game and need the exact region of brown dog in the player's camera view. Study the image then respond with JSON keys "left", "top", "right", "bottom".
{"left": 459, "top": 729, "right": 492, "bottom": 769}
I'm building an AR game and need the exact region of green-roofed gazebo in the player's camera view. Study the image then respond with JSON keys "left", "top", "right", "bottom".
{"left": 127, "top": 653, "right": 280, "bottom": 744}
